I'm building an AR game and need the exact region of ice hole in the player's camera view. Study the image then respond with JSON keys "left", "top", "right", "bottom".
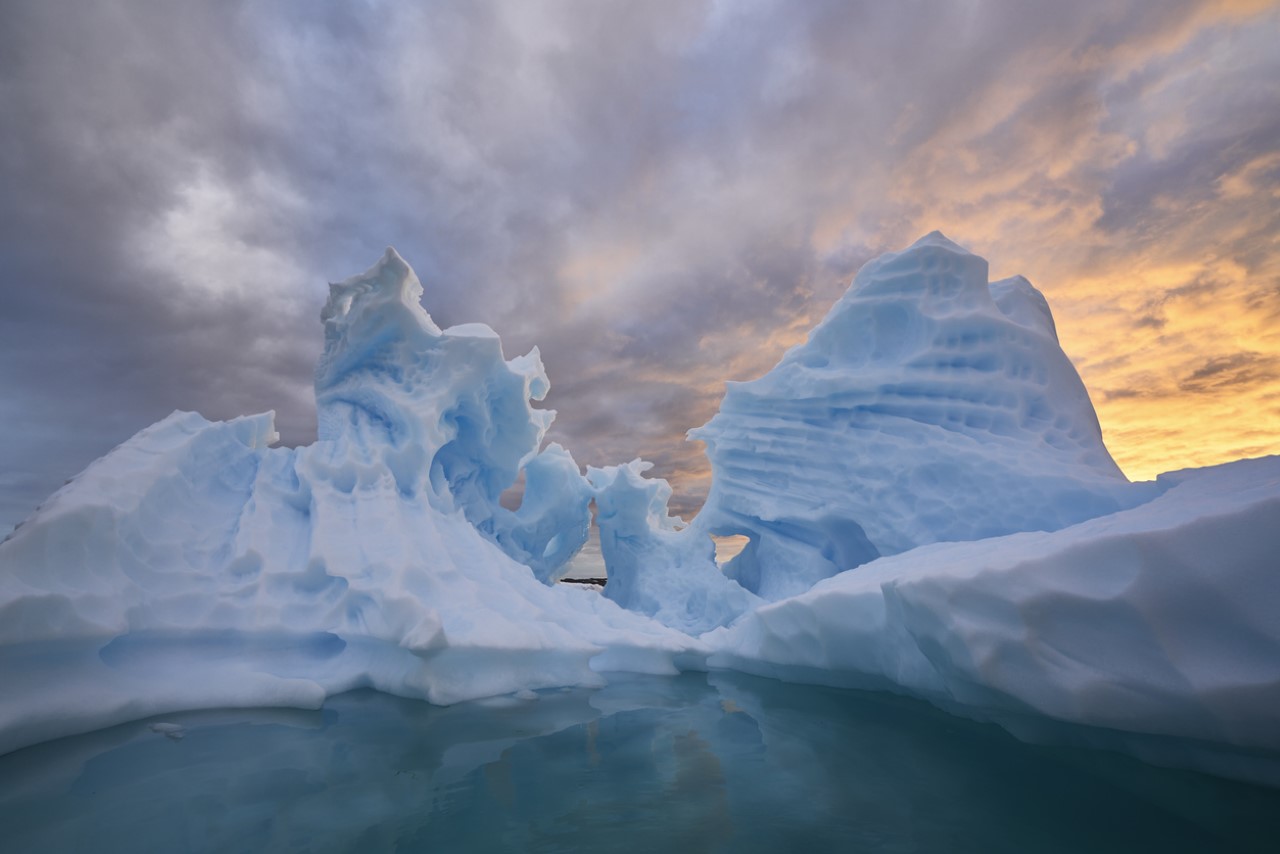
{"left": 498, "top": 469, "right": 526, "bottom": 511}
{"left": 711, "top": 534, "right": 751, "bottom": 565}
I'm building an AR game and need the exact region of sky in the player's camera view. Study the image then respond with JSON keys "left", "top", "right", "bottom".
{"left": 2, "top": 0, "right": 1278, "bottom": 534}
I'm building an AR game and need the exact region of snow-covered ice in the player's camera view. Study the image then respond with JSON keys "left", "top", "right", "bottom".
{"left": 0, "top": 235, "right": 1276, "bottom": 782}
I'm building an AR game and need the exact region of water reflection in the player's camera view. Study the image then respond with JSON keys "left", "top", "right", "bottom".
{"left": 1, "top": 673, "right": 1277, "bottom": 853}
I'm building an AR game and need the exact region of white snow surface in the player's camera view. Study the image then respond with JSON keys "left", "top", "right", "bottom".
{"left": 1, "top": 235, "right": 1277, "bottom": 779}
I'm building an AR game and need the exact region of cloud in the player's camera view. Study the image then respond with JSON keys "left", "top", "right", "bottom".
{"left": 1, "top": 0, "right": 1278, "bottom": 531}
{"left": 1181, "top": 352, "right": 1280, "bottom": 392}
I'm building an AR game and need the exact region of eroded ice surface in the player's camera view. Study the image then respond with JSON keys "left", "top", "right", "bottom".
{"left": 588, "top": 231, "right": 1164, "bottom": 631}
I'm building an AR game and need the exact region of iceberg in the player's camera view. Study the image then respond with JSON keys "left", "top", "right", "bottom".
{"left": 0, "top": 249, "right": 700, "bottom": 755}
{"left": 585, "top": 231, "right": 1162, "bottom": 633}
{"left": 687, "top": 231, "right": 1154, "bottom": 601}
{"left": 0, "top": 235, "right": 1276, "bottom": 784}
{"left": 312, "top": 249, "right": 595, "bottom": 583}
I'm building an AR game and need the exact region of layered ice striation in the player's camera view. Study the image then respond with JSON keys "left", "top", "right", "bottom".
{"left": 687, "top": 231, "right": 1153, "bottom": 600}
{"left": 0, "top": 249, "right": 699, "bottom": 754}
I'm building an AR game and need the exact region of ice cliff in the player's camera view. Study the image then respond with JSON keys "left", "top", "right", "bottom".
{"left": 1, "top": 236, "right": 1276, "bottom": 783}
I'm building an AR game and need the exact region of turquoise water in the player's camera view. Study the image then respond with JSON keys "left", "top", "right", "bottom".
{"left": 2, "top": 673, "right": 1277, "bottom": 852}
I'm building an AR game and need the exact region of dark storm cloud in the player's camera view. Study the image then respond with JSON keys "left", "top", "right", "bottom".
{"left": 2, "top": 0, "right": 1278, "bottom": 532}
{"left": 0, "top": 2, "right": 322, "bottom": 530}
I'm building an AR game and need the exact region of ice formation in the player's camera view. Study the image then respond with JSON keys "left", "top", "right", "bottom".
{"left": 313, "top": 250, "right": 594, "bottom": 582}
{"left": 588, "top": 460, "right": 761, "bottom": 635}
{"left": 1, "top": 235, "right": 1277, "bottom": 783}
{"left": 688, "top": 231, "right": 1153, "bottom": 600}
{"left": 585, "top": 231, "right": 1161, "bottom": 627}
{"left": 0, "top": 250, "right": 699, "bottom": 755}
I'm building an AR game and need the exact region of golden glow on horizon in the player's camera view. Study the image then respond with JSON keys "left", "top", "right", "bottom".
{"left": 1059, "top": 258, "right": 1280, "bottom": 482}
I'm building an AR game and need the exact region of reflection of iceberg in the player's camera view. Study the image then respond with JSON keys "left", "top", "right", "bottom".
{"left": 3, "top": 676, "right": 1276, "bottom": 851}
{"left": 1, "top": 236, "right": 1277, "bottom": 782}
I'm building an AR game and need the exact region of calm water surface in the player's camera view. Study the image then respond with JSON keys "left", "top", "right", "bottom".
{"left": 1, "top": 672, "right": 1277, "bottom": 853}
